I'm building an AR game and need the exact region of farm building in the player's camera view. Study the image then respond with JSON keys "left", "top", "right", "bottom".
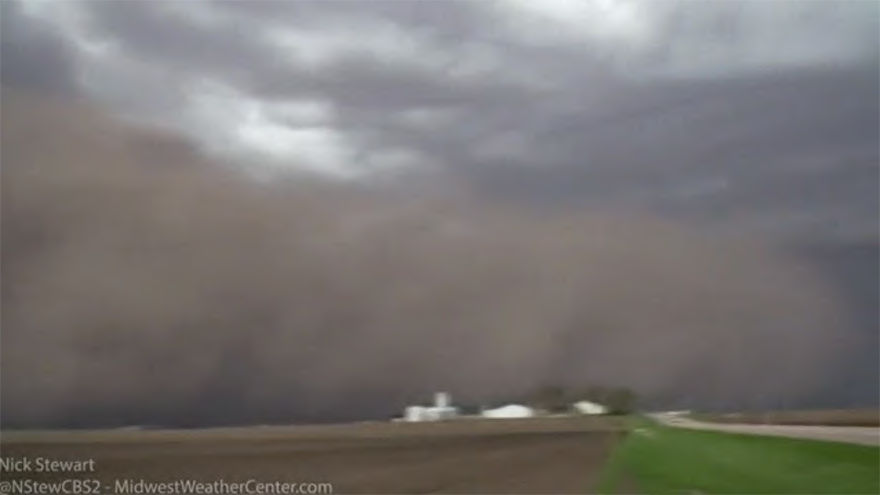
{"left": 399, "top": 392, "right": 459, "bottom": 422}
{"left": 572, "top": 400, "right": 608, "bottom": 415}
{"left": 481, "top": 404, "right": 535, "bottom": 419}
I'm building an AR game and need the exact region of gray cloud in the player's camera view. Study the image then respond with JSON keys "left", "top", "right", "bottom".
{"left": 20, "top": 0, "right": 870, "bottom": 239}
{"left": 463, "top": 68, "right": 879, "bottom": 235}
{"left": 0, "top": 0, "right": 78, "bottom": 94}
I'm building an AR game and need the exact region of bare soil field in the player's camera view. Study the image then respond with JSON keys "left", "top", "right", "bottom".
{"left": 699, "top": 408, "right": 880, "bottom": 427}
{"left": 1, "top": 417, "right": 626, "bottom": 494}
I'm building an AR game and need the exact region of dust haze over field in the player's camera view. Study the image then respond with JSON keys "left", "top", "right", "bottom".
{"left": 1, "top": 88, "right": 862, "bottom": 428}
{"left": 2, "top": 0, "right": 878, "bottom": 428}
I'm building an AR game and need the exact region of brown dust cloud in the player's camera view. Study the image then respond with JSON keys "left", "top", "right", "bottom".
{"left": 0, "top": 89, "right": 864, "bottom": 428}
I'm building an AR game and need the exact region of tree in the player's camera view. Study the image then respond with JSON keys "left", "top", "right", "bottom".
{"left": 527, "top": 384, "right": 570, "bottom": 413}
{"left": 603, "top": 387, "right": 637, "bottom": 415}
{"left": 577, "top": 385, "right": 610, "bottom": 403}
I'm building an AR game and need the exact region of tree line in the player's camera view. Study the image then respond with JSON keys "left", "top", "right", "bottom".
{"left": 524, "top": 384, "right": 638, "bottom": 415}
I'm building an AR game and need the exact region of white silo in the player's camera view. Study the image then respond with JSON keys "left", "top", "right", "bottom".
{"left": 434, "top": 392, "right": 450, "bottom": 408}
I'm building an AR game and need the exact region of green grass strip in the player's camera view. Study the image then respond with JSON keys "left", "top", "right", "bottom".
{"left": 594, "top": 416, "right": 642, "bottom": 494}
{"left": 595, "top": 416, "right": 879, "bottom": 494}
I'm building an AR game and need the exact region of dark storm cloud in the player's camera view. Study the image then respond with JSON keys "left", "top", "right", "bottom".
{"left": 80, "top": 1, "right": 270, "bottom": 83}
{"left": 79, "top": 0, "right": 880, "bottom": 239}
{"left": 463, "top": 68, "right": 880, "bottom": 237}
{"left": 80, "top": 0, "right": 504, "bottom": 102}
{"left": 216, "top": 0, "right": 490, "bottom": 38}
{"left": 0, "top": 1, "right": 78, "bottom": 94}
{"left": 1, "top": 91, "right": 865, "bottom": 427}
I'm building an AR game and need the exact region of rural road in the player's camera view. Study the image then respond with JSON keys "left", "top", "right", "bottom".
{"left": 652, "top": 414, "right": 880, "bottom": 446}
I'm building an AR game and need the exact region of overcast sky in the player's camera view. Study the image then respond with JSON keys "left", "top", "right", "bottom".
{"left": 4, "top": 0, "right": 879, "bottom": 241}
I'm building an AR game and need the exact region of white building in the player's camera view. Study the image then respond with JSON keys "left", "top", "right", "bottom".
{"left": 481, "top": 404, "right": 535, "bottom": 419}
{"left": 572, "top": 400, "right": 608, "bottom": 415}
{"left": 404, "top": 406, "right": 428, "bottom": 422}
{"left": 399, "top": 392, "right": 459, "bottom": 422}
